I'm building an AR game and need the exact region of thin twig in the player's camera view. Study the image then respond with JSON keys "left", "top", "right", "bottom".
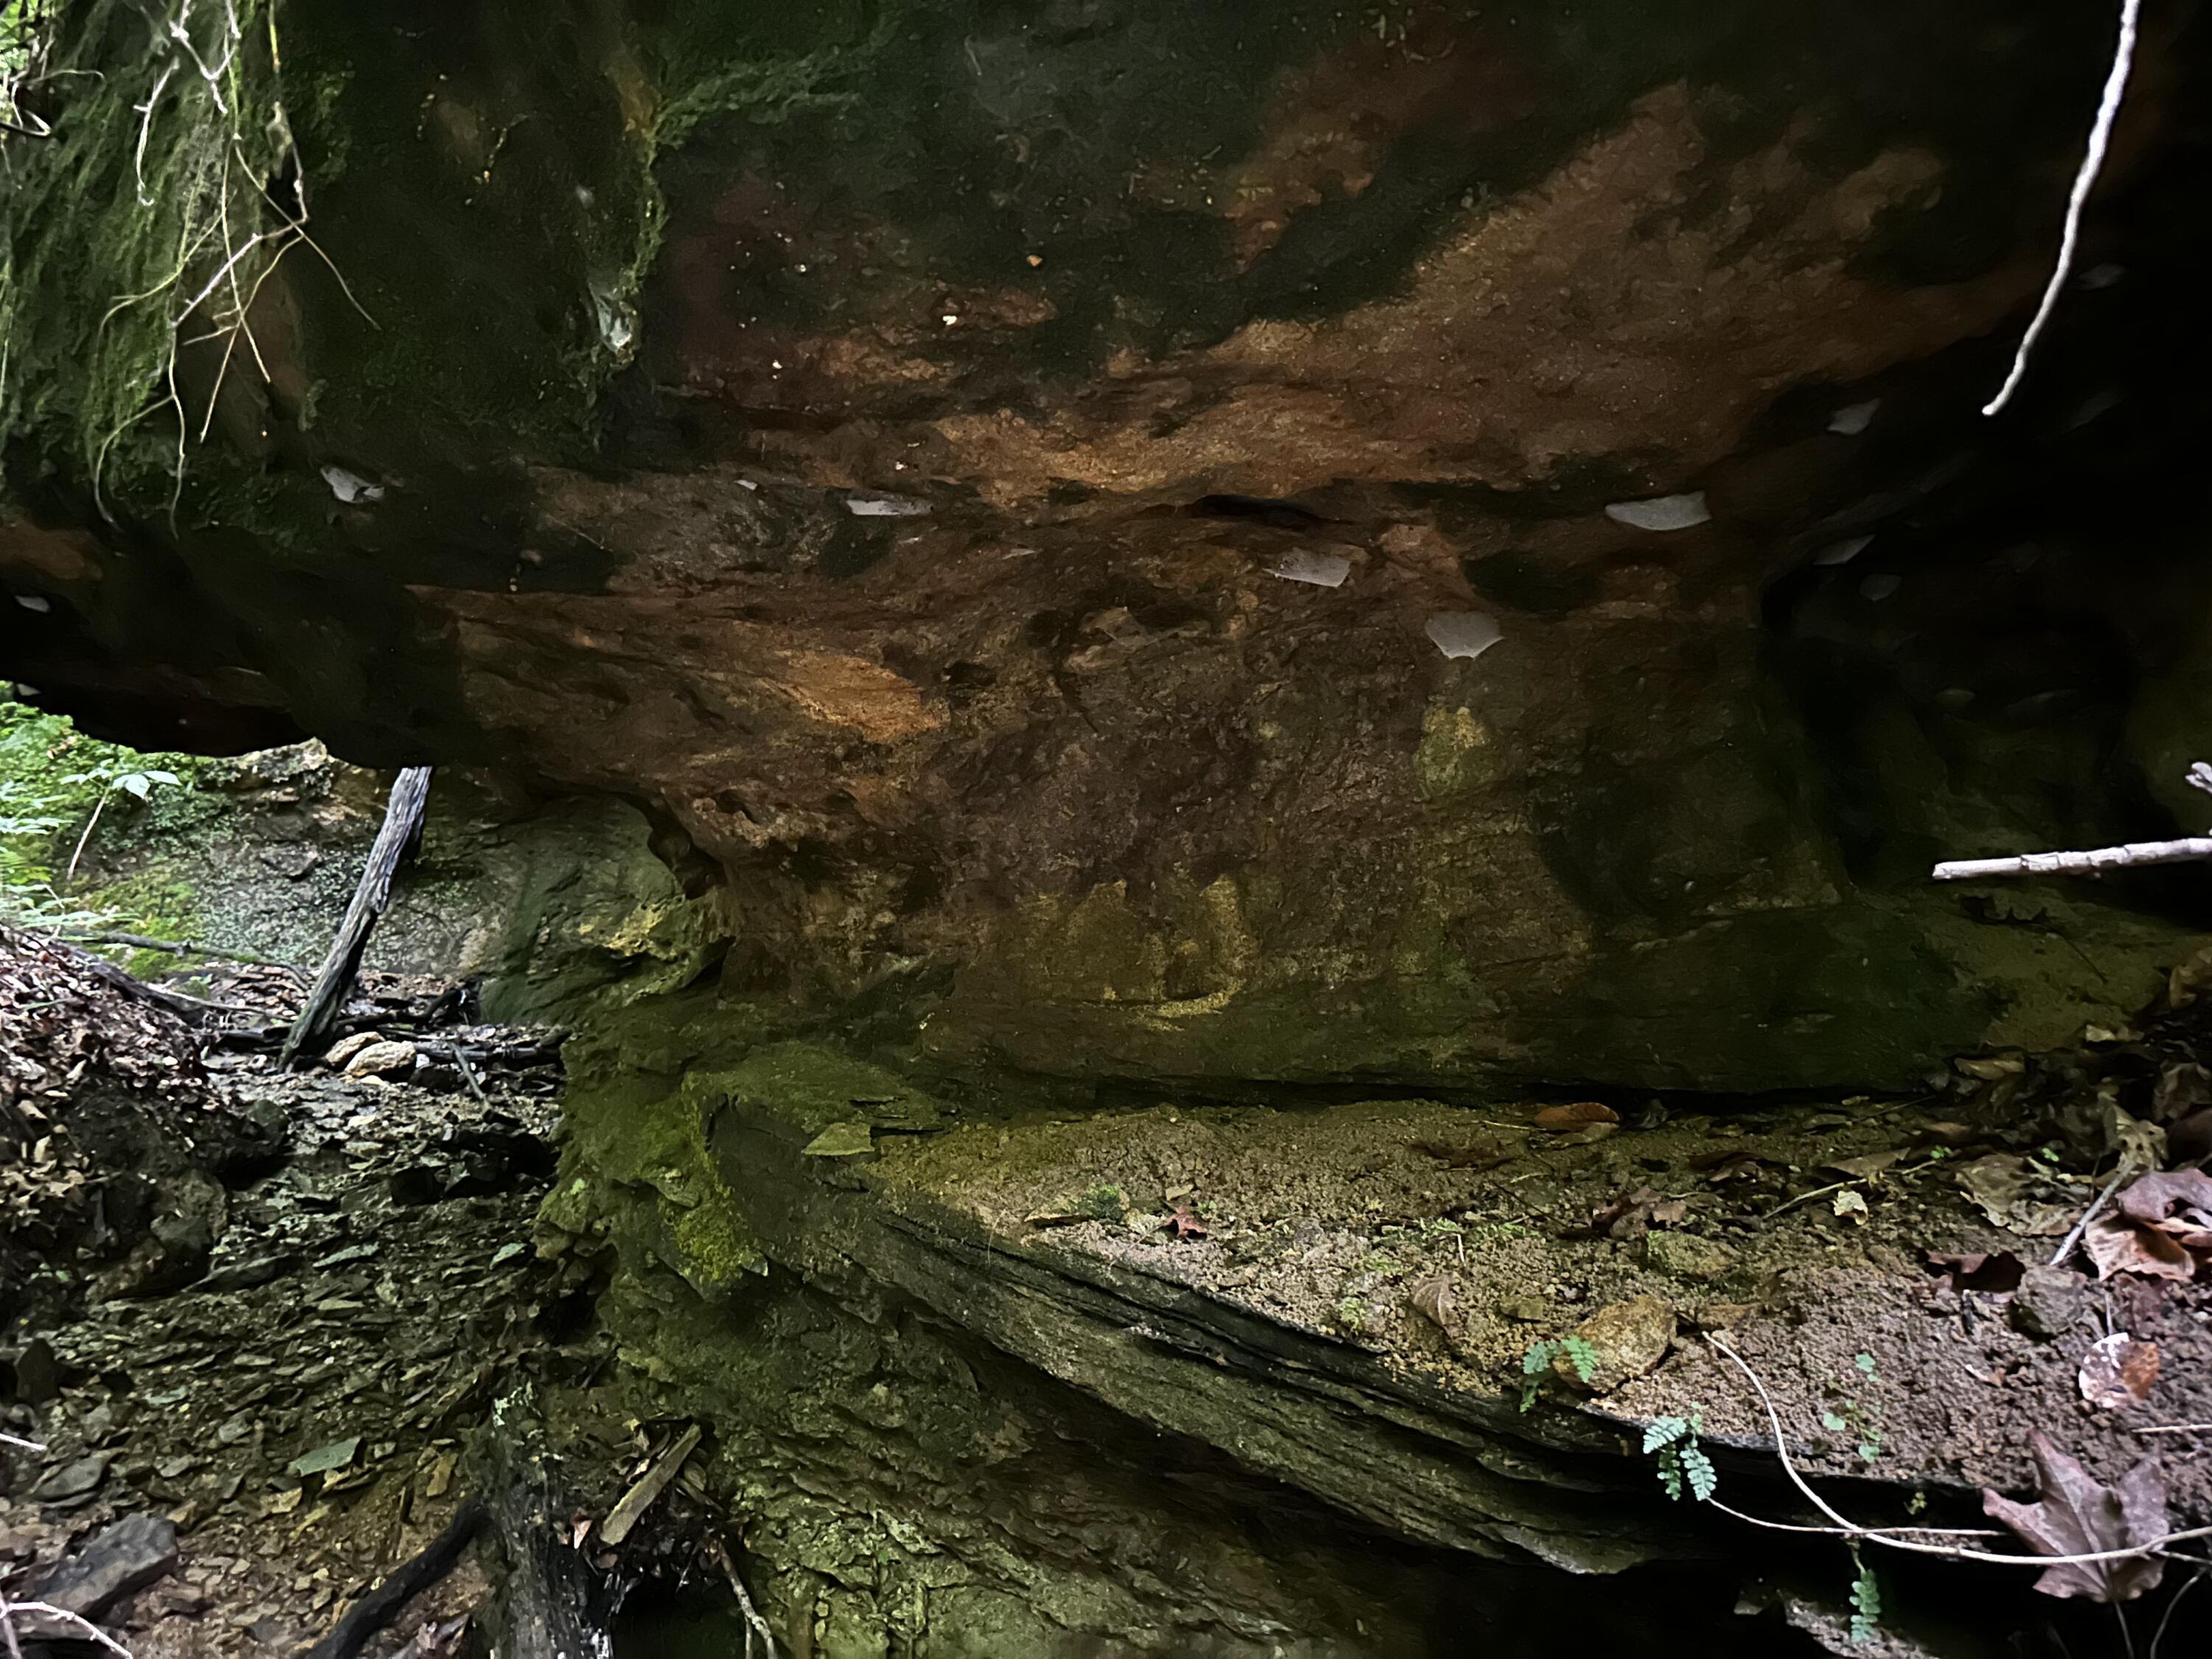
{"left": 0, "top": 1599, "right": 133, "bottom": 1656}
{"left": 61, "top": 789, "right": 108, "bottom": 886}
{"left": 2051, "top": 1166, "right": 2132, "bottom": 1268}
{"left": 1706, "top": 1335, "right": 2212, "bottom": 1568}
{"left": 2136, "top": 1424, "right": 2212, "bottom": 1437}
{"left": 1982, "top": 0, "right": 2141, "bottom": 417}
{"left": 0, "top": 1433, "right": 44, "bottom": 1451}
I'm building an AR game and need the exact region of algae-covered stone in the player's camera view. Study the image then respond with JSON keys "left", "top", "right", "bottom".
{"left": 1643, "top": 1232, "right": 1736, "bottom": 1283}
{"left": 1557, "top": 1295, "right": 1677, "bottom": 1393}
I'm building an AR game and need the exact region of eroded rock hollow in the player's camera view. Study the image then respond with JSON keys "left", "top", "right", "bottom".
{"left": 7, "top": 0, "right": 2212, "bottom": 1653}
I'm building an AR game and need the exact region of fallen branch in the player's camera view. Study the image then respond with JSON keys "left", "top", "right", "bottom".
{"left": 1935, "top": 838, "right": 2212, "bottom": 882}
{"left": 280, "top": 767, "right": 433, "bottom": 1068}
{"left": 1935, "top": 763, "right": 2212, "bottom": 881}
{"left": 304, "top": 1500, "right": 484, "bottom": 1659}
{"left": 58, "top": 929, "right": 305, "bottom": 977}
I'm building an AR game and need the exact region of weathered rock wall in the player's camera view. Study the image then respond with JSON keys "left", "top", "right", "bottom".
{"left": 4, "top": 0, "right": 2211, "bottom": 1099}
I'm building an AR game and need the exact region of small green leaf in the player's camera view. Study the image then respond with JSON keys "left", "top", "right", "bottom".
{"left": 1821, "top": 1410, "right": 1848, "bottom": 1432}
{"left": 1561, "top": 1335, "right": 1599, "bottom": 1383}
{"left": 1853, "top": 1352, "right": 1877, "bottom": 1377}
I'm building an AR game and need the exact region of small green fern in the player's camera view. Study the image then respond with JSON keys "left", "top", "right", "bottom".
{"left": 1517, "top": 1335, "right": 1599, "bottom": 1411}
{"left": 1848, "top": 1543, "right": 1881, "bottom": 1644}
{"left": 1642, "top": 1413, "right": 1717, "bottom": 1502}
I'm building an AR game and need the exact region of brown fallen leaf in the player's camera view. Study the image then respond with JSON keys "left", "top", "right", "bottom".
{"left": 1409, "top": 1138, "right": 1513, "bottom": 1171}
{"left": 1562, "top": 1185, "right": 1660, "bottom": 1241}
{"left": 1164, "top": 1201, "right": 1208, "bottom": 1240}
{"left": 2117, "top": 1169, "right": 2212, "bottom": 1239}
{"left": 1983, "top": 1433, "right": 2167, "bottom": 1602}
{"left": 1924, "top": 1250, "right": 2025, "bottom": 1293}
{"left": 2078, "top": 1335, "right": 2159, "bottom": 1411}
{"left": 2082, "top": 1215, "right": 2195, "bottom": 1282}
{"left": 1406, "top": 1273, "right": 1455, "bottom": 1329}
{"left": 1534, "top": 1102, "right": 1619, "bottom": 1133}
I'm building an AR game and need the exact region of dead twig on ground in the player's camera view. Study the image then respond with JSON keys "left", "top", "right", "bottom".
{"left": 2051, "top": 1166, "right": 2133, "bottom": 1269}
{"left": 58, "top": 929, "right": 305, "bottom": 977}
{"left": 304, "top": 1500, "right": 484, "bottom": 1659}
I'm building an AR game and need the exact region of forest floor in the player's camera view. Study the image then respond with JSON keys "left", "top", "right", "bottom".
{"left": 0, "top": 925, "right": 613, "bottom": 1658}
{"left": 8, "top": 915, "right": 2212, "bottom": 1655}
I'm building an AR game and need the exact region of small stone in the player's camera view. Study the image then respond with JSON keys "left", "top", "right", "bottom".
{"left": 341, "top": 1040, "right": 418, "bottom": 1080}
{"left": 1496, "top": 1295, "right": 1550, "bottom": 1323}
{"left": 28, "top": 1452, "right": 111, "bottom": 1506}
{"left": 1557, "top": 1295, "right": 1677, "bottom": 1393}
{"left": 1644, "top": 1232, "right": 1736, "bottom": 1282}
{"left": 2009, "top": 1265, "right": 2087, "bottom": 1341}
{"left": 33, "top": 1513, "right": 179, "bottom": 1620}
{"left": 1604, "top": 492, "right": 1710, "bottom": 532}
{"left": 799, "top": 1121, "right": 874, "bottom": 1158}
{"left": 322, "top": 1032, "right": 382, "bottom": 1069}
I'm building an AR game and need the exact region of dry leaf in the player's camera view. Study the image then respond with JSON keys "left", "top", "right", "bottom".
{"left": 1406, "top": 1273, "right": 1455, "bottom": 1329}
{"left": 2084, "top": 1215, "right": 2196, "bottom": 1282}
{"left": 1831, "top": 1190, "right": 1869, "bottom": 1224}
{"left": 1983, "top": 1433, "right": 2168, "bottom": 1602}
{"left": 1535, "top": 1102, "right": 1619, "bottom": 1133}
{"left": 1164, "top": 1201, "right": 1208, "bottom": 1240}
{"left": 2078, "top": 1335, "right": 2159, "bottom": 1410}
{"left": 2116, "top": 1169, "right": 2212, "bottom": 1234}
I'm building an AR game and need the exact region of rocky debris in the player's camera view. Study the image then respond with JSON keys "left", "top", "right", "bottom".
{"left": 2010, "top": 1266, "right": 2089, "bottom": 1341}
{"left": 0, "top": 925, "right": 571, "bottom": 1658}
{"left": 1555, "top": 1295, "right": 1677, "bottom": 1394}
{"left": 31, "top": 1512, "right": 179, "bottom": 1620}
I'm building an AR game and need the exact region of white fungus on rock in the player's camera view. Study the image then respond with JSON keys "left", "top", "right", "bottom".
{"left": 1424, "top": 611, "right": 1503, "bottom": 661}
{"left": 321, "top": 467, "right": 386, "bottom": 505}
{"left": 1269, "top": 550, "right": 1352, "bottom": 588}
{"left": 1826, "top": 399, "right": 1880, "bottom": 436}
{"left": 1603, "top": 492, "right": 1710, "bottom": 532}
{"left": 844, "top": 495, "right": 932, "bottom": 518}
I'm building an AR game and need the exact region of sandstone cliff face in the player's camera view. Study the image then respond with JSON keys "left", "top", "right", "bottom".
{"left": 4, "top": 0, "right": 2210, "bottom": 1093}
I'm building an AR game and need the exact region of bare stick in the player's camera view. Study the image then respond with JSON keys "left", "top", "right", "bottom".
{"left": 1935, "top": 837, "right": 2212, "bottom": 881}
{"left": 59, "top": 929, "right": 304, "bottom": 975}
{"left": 62, "top": 788, "right": 108, "bottom": 886}
{"left": 279, "top": 767, "right": 432, "bottom": 1068}
{"left": 706, "top": 1536, "right": 780, "bottom": 1659}
{"left": 0, "top": 1433, "right": 44, "bottom": 1451}
{"left": 1981, "top": 0, "right": 2140, "bottom": 417}
{"left": 2051, "top": 1167, "right": 2131, "bottom": 1268}
{"left": 303, "top": 1500, "right": 484, "bottom": 1659}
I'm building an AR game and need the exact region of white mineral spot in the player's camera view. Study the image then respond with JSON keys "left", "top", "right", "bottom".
{"left": 1826, "top": 399, "right": 1880, "bottom": 436}
{"left": 1860, "top": 573, "right": 1901, "bottom": 602}
{"left": 1604, "top": 492, "right": 1710, "bottom": 532}
{"left": 1425, "top": 611, "right": 1503, "bottom": 661}
{"left": 1814, "top": 535, "right": 1874, "bottom": 566}
{"left": 844, "top": 495, "right": 931, "bottom": 518}
{"left": 320, "top": 466, "right": 385, "bottom": 505}
{"left": 1269, "top": 550, "right": 1352, "bottom": 588}
{"left": 12, "top": 594, "right": 50, "bottom": 613}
